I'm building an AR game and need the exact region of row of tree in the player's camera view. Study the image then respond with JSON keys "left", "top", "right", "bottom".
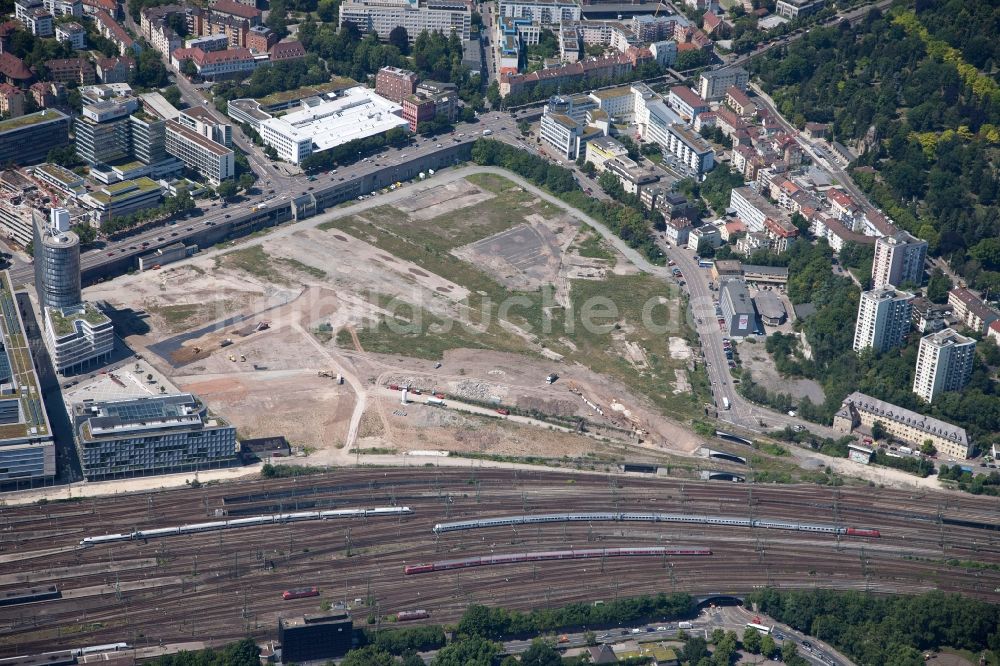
{"left": 300, "top": 127, "right": 410, "bottom": 172}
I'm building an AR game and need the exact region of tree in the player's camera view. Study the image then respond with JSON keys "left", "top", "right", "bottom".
{"left": 431, "top": 636, "right": 499, "bottom": 666}
{"left": 920, "top": 440, "right": 936, "bottom": 456}
{"left": 520, "top": 640, "right": 562, "bottom": 666}
{"left": 238, "top": 173, "right": 256, "bottom": 192}
{"left": 486, "top": 80, "right": 502, "bottom": 108}
{"left": 583, "top": 630, "right": 597, "bottom": 646}
{"left": 581, "top": 161, "right": 596, "bottom": 177}
{"left": 217, "top": 180, "right": 238, "bottom": 200}
{"left": 871, "top": 420, "right": 888, "bottom": 442}
{"left": 341, "top": 646, "right": 394, "bottom": 666}
{"left": 162, "top": 85, "right": 182, "bottom": 107}
{"left": 676, "top": 49, "right": 709, "bottom": 70}
{"left": 782, "top": 640, "right": 800, "bottom": 663}
{"left": 760, "top": 634, "right": 777, "bottom": 659}
{"left": 926, "top": 268, "right": 952, "bottom": 304}
{"left": 72, "top": 223, "right": 96, "bottom": 246}
{"left": 742, "top": 627, "right": 762, "bottom": 654}
{"left": 681, "top": 636, "right": 710, "bottom": 663}
{"left": 388, "top": 26, "right": 410, "bottom": 54}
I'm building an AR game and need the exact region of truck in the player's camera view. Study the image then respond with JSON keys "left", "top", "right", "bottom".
{"left": 546, "top": 373, "right": 558, "bottom": 384}
{"left": 898, "top": 446, "right": 913, "bottom": 455}
{"left": 482, "top": 129, "right": 493, "bottom": 136}
{"left": 426, "top": 396, "right": 445, "bottom": 407}
{"left": 678, "top": 621, "right": 693, "bottom": 630}
{"left": 722, "top": 397, "right": 730, "bottom": 410}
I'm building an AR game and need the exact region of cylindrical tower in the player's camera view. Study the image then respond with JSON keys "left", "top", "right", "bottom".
{"left": 34, "top": 209, "right": 82, "bottom": 311}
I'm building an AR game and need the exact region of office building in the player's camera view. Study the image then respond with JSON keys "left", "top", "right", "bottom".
{"left": 947, "top": 287, "right": 1000, "bottom": 334}
{"left": 662, "top": 123, "right": 714, "bottom": 175}
{"left": 339, "top": 0, "right": 472, "bottom": 43}
{"left": 72, "top": 393, "right": 237, "bottom": 479}
{"left": 81, "top": 177, "right": 163, "bottom": 221}
{"left": 872, "top": 230, "right": 927, "bottom": 290}
{"left": 0, "top": 110, "right": 71, "bottom": 166}
{"left": 0, "top": 270, "right": 55, "bottom": 483}
{"left": 165, "top": 120, "right": 234, "bottom": 183}
{"left": 375, "top": 66, "right": 418, "bottom": 104}
{"left": 498, "top": 0, "right": 580, "bottom": 25}
{"left": 833, "top": 392, "right": 969, "bottom": 460}
{"left": 776, "top": 0, "right": 825, "bottom": 18}
{"left": 44, "top": 302, "right": 114, "bottom": 373}
{"left": 585, "top": 135, "right": 629, "bottom": 171}
{"left": 912, "top": 328, "right": 975, "bottom": 404}
{"left": 259, "top": 86, "right": 408, "bottom": 164}
{"left": 666, "top": 86, "right": 709, "bottom": 121}
{"left": 697, "top": 66, "right": 748, "bottom": 101}
{"left": 74, "top": 97, "right": 138, "bottom": 165}
{"left": 34, "top": 208, "right": 82, "bottom": 311}
{"left": 280, "top": 614, "right": 354, "bottom": 662}
{"left": 177, "top": 106, "right": 232, "bottom": 147}
{"left": 852, "top": 286, "right": 914, "bottom": 354}
{"left": 719, "top": 278, "right": 760, "bottom": 337}
{"left": 539, "top": 110, "right": 602, "bottom": 160}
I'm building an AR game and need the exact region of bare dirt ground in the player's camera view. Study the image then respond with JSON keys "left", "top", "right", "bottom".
{"left": 83, "top": 174, "right": 703, "bottom": 461}
{"left": 738, "top": 340, "right": 826, "bottom": 404}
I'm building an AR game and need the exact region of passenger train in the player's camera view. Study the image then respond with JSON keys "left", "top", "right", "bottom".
{"left": 432, "top": 513, "right": 880, "bottom": 537}
{"left": 79, "top": 507, "right": 412, "bottom": 546}
{"left": 404, "top": 546, "right": 712, "bottom": 574}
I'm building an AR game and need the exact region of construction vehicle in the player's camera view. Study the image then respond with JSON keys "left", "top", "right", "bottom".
{"left": 221, "top": 338, "right": 233, "bottom": 347}
{"left": 240, "top": 355, "right": 246, "bottom": 362}
{"left": 255, "top": 321, "right": 270, "bottom": 332}
{"left": 192, "top": 346, "right": 201, "bottom": 353}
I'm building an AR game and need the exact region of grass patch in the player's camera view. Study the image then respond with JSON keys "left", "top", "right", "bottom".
{"left": 757, "top": 442, "right": 790, "bottom": 457}
{"left": 313, "top": 322, "right": 334, "bottom": 343}
{"left": 152, "top": 303, "right": 202, "bottom": 327}
{"left": 575, "top": 229, "right": 615, "bottom": 261}
{"left": 277, "top": 257, "right": 327, "bottom": 280}
{"left": 216, "top": 245, "right": 291, "bottom": 285}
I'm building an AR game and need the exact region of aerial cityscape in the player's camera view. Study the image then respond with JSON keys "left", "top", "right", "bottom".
{"left": 0, "top": 0, "right": 997, "bottom": 662}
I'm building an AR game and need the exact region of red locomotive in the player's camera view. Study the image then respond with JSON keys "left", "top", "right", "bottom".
{"left": 282, "top": 587, "right": 320, "bottom": 600}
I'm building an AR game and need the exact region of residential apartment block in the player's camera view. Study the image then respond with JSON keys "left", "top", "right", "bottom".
{"left": 697, "top": 66, "right": 748, "bottom": 101}
{"left": 912, "top": 328, "right": 975, "bottom": 404}
{"left": 853, "top": 286, "right": 914, "bottom": 354}
{"left": 947, "top": 287, "right": 1000, "bottom": 334}
{"left": 499, "top": 0, "right": 581, "bottom": 25}
{"left": 834, "top": 392, "right": 969, "bottom": 459}
{"left": 339, "top": 0, "right": 472, "bottom": 43}
{"left": 872, "top": 230, "right": 927, "bottom": 290}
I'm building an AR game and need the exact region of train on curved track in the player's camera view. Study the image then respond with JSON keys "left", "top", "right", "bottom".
{"left": 405, "top": 546, "right": 712, "bottom": 574}
{"left": 432, "top": 513, "right": 880, "bottom": 537}
{"left": 79, "top": 507, "right": 412, "bottom": 546}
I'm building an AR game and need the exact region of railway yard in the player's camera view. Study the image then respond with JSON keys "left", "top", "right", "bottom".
{"left": 1, "top": 468, "right": 998, "bottom": 655}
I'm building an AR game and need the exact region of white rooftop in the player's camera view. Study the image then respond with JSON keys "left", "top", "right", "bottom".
{"left": 261, "top": 86, "right": 408, "bottom": 152}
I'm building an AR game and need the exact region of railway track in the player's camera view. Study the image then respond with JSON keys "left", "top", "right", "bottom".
{"left": 0, "top": 469, "right": 997, "bottom": 654}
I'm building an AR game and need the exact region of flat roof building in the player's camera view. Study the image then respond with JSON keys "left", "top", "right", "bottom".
{"left": 34, "top": 209, "right": 81, "bottom": 311}
{"left": 259, "top": 86, "right": 408, "bottom": 164}
{"left": 853, "top": 286, "right": 914, "bottom": 354}
{"left": 0, "top": 110, "right": 71, "bottom": 166}
{"left": 912, "top": 328, "right": 975, "bottom": 405}
{"left": 164, "top": 119, "right": 234, "bottom": 183}
{"left": 753, "top": 290, "right": 786, "bottom": 325}
{"left": 872, "top": 230, "right": 927, "bottom": 290}
{"left": 339, "top": 0, "right": 472, "bottom": 43}
{"left": 0, "top": 271, "right": 55, "bottom": 483}
{"left": 72, "top": 393, "right": 237, "bottom": 479}
{"left": 719, "top": 277, "right": 760, "bottom": 337}
{"left": 698, "top": 66, "right": 748, "bottom": 101}
{"left": 81, "top": 177, "right": 163, "bottom": 221}
{"left": 44, "top": 302, "right": 113, "bottom": 374}
{"left": 833, "top": 391, "right": 970, "bottom": 460}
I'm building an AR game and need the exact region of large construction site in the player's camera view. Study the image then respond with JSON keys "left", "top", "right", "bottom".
{"left": 84, "top": 170, "right": 706, "bottom": 465}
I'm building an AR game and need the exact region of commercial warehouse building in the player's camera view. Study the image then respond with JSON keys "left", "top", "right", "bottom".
{"left": 0, "top": 271, "right": 55, "bottom": 483}
{"left": 72, "top": 393, "right": 237, "bottom": 479}
{"left": 259, "top": 86, "right": 408, "bottom": 164}
{"left": 719, "top": 278, "right": 760, "bottom": 337}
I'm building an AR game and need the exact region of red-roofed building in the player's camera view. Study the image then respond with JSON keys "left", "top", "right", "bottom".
{"left": 95, "top": 9, "right": 138, "bottom": 55}
{"left": 210, "top": 0, "right": 262, "bottom": 23}
{"left": 667, "top": 85, "right": 709, "bottom": 120}
{"left": 29, "top": 80, "right": 62, "bottom": 107}
{"left": 826, "top": 188, "right": 857, "bottom": 222}
{"left": 0, "top": 83, "right": 25, "bottom": 117}
{"left": 948, "top": 287, "right": 1000, "bottom": 334}
{"left": 0, "top": 53, "right": 33, "bottom": 85}
{"left": 721, "top": 218, "right": 746, "bottom": 241}
{"left": 95, "top": 55, "right": 134, "bottom": 83}
{"left": 82, "top": 0, "right": 118, "bottom": 17}
{"left": 268, "top": 40, "right": 304, "bottom": 62}
{"left": 45, "top": 57, "right": 95, "bottom": 84}
{"left": 500, "top": 50, "right": 646, "bottom": 97}
{"left": 987, "top": 319, "right": 1000, "bottom": 346}
{"left": 702, "top": 11, "right": 730, "bottom": 37}
{"left": 725, "top": 85, "right": 755, "bottom": 117}
{"left": 173, "top": 46, "right": 256, "bottom": 79}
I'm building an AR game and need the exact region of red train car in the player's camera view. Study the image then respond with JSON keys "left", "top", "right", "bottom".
{"left": 845, "top": 528, "right": 880, "bottom": 538}
{"left": 282, "top": 587, "right": 320, "bottom": 600}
